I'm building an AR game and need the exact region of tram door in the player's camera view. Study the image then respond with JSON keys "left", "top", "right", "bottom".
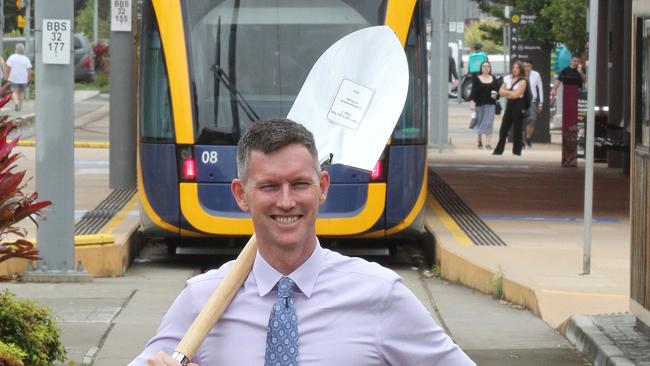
{"left": 632, "top": 14, "right": 650, "bottom": 325}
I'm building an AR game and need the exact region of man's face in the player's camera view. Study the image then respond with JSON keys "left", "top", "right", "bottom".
{"left": 231, "top": 143, "right": 330, "bottom": 253}
{"left": 523, "top": 62, "right": 532, "bottom": 76}
{"left": 571, "top": 56, "right": 580, "bottom": 68}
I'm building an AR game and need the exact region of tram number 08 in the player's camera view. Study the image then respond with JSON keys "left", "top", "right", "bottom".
{"left": 201, "top": 151, "right": 218, "bottom": 164}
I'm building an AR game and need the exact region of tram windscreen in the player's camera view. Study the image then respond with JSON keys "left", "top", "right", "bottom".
{"left": 183, "top": 0, "right": 386, "bottom": 144}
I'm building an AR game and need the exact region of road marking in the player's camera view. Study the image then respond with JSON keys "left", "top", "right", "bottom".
{"left": 75, "top": 160, "right": 109, "bottom": 165}
{"left": 427, "top": 193, "right": 472, "bottom": 246}
{"left": 539, "top": 288, "right": 627, "bottom": 298}
{"left": 481, "top": 215, "right": 622, "bottom": 223}
{"left": 429, "top": 162, "right": 531, "bottom": 169}
{"left": 14, "top": 140, "right": 110, "bottom": 148}
{"left": 76, "top": 168, "right": 109, "bottom": 175}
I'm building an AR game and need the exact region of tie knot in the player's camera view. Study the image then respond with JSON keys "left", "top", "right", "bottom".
{"left": 276, "top": 277, "right": 296, "bottom": 299}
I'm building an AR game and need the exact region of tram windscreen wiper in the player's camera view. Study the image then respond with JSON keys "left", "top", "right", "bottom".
{"left": 211, "top": 64, "right": 260, "bottom": 122}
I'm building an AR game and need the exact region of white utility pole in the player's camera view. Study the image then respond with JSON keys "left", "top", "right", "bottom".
{"left": 583, "top": 0, "right": 599, "bottom": 275}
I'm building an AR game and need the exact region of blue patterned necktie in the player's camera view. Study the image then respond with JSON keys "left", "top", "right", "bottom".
{"left": 265, "top": 277, "right": 299, "bottom": 366}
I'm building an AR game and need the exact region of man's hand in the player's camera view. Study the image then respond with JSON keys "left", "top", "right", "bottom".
{"left": 537, "top": 104, "right": 543, "bottom": 113}
{"left": 146, "top": 351, "right": 200, "bottom": 366}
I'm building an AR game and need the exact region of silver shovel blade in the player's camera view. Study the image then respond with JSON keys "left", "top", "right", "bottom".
{"left": 287, "top": 25, "right": 409, "bottom": 172}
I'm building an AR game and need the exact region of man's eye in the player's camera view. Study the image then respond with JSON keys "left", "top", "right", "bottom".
{"left": 260, "top": 184, "right": 278, "bottom": 192}
{"left": 293, "top": 182, "right": 310, "bottom": 189}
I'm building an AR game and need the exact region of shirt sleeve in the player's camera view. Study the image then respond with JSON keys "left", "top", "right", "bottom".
{"left": 378, "top": 279, "right": 476, "bottom": 365}
{"left": 128, "top": 285, "right": 198, "bottom": 366}
{"left": 534, "top": 72, "right": 544, "bottom": 103}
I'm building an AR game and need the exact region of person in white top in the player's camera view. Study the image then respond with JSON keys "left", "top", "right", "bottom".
{"left": 522, "top": 60, "right": 544, "bottom": 148}
{"left": 135, "top": 118, "right": 476, "bottom": 366}
{"left": 6, "top": 43, "right": 32, "bottom": 111}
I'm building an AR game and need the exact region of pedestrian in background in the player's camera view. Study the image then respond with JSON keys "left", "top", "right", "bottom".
{"left": 0, "top": 56, "right": 7, "bottom": 81}
{"left": 469, "top": 61, "right": 499, "bottom": 149}
{"left": 522, "top": 60, "right": 544, "bottom": 148}
{"left": 467, "top": 43, "right": 488, "bottom": 77}
{"left": 6, "top": 43, "right": 32, "bottom": 112}
{"left": 493, "top": 60, "right": 528, "bottom": 156}
{"left": 449, "top": 53, "right": 459, "bottom": 94}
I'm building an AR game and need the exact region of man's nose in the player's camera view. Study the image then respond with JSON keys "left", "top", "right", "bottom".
{"left": 276, "top": 185, "right": 296, "bottom": 209}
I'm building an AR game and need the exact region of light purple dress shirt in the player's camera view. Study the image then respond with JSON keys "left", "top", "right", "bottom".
{"left": 129, "top": 243, "right": 475, "bottom": 365}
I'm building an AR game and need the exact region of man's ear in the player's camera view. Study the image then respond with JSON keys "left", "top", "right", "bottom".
{"left": 318, "top": 171, "right": 330, "bottom": 205}
{"left": 231, "top": 178, "right": 249, "bottom": 212}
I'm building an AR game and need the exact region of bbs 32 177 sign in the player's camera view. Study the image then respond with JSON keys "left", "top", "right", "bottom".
{"left": 42, "top": 19, "right": 71, "bottom": 65}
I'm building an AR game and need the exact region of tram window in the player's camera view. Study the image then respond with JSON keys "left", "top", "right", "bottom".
{"left": 639, "top": 19, "right": 650, "bottom": 148}
{"left": 140, "top": 25, "right": 174, "bottom": 142}
{"left": 392, "top": 6, "right": 427, "bottom": 144}
{"left": 183, "top": 0, "right": 386, "bottom": 145}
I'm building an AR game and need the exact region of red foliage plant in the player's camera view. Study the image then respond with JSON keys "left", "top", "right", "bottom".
{"left": 0, "top": 117, "right": 51, "bottom": 265}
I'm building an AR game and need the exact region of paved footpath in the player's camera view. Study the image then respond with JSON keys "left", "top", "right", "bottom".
{"left": 3, "top": 242, "right": 590, "bottom": 365}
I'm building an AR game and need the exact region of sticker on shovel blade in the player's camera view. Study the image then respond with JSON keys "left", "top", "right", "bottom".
{"left": 327, "top": 79, "right": 374, "bottom": 130}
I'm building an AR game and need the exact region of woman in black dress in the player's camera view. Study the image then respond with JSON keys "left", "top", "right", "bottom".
{"left": 492, "top": 60, "right": 527, "bottom": 156}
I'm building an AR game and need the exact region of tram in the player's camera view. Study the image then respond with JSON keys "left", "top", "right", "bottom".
{"left": 137, "top": 0, "right": 429, "bottom": 248}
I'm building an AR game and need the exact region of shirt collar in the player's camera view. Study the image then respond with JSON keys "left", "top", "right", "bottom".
{"left": 252, "top": 240, "right": 324, "bottom": 298}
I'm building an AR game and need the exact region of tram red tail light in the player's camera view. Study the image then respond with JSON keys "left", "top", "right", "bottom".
{"left": 178, "top": 146, "right": 196, "bottom": 181}
{"left": 183, "top": 158, "right": 196, "bottom": 180}
{"left": 369, "top": 160, "right": 384, "bottom": 181}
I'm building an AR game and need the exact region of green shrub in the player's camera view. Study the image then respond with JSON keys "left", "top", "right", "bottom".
{"left": 0, "top": 340, "right": 25, "bottom": 366}
{"left": 94, "top": 72, "right": 109, "bottom": 89}
{"left": 490, "top": 266, "right": 504, "bottom": 300}
{"left": 0, "top": 290, "right": 66, "bottom": 366}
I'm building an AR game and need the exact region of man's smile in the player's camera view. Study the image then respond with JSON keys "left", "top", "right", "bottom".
{"left": 271, "top": 215, "right": 302, "bottom": 225}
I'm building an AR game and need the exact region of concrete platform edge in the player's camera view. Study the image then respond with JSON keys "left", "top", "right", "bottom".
{"left": 0, "top": 211, "right": 142, "bottom": 279}
{"left": 564, "top": 315, "right": 636, "bottom": 366}
{"left": 75, "top": 220, "right": 143, "bottom": 277}
{"left": 428, "top": 221, "right": 543, "bottom": 320}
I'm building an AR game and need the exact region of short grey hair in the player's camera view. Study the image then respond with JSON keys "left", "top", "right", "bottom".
{"left": 15, "top": 43, "right": 24, "bottom": 54}
{"left": 236, "top": 118, "right": 320, "bottom": 183}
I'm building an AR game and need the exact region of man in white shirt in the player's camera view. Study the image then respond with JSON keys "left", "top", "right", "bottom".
{"left": 6, "top": 43, "right": 32, "bottom": 112}
{"left": 523, "top": 60, "right": 544, "bottom": 148}
{"left": 133, "top": 118, "right": 475, "bottom": 366}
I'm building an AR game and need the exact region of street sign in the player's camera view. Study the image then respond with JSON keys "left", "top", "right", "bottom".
{"left": 456, "top": 21, "right": 464, "bottom": 34}
{"left": 111, "top": 0, "right": 131, "bottom": 32}
{"left": 42, "top": 19, "right": 71, "bottom": 65}
{"left": 510, "top": 13, "right": 551, "bottom": 143}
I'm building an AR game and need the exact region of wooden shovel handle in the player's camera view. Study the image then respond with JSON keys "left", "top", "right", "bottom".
{"left": 172, "top": 234, "right": 258, "bottom": 364}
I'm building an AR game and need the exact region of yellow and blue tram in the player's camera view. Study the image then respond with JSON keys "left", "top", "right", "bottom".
{"left": 138, "top": 0, "right": 429, "bottom": 246}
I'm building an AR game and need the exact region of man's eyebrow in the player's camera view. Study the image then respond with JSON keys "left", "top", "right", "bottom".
{"left": 254, "top": 179, "right": 278, "bottom": 186}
